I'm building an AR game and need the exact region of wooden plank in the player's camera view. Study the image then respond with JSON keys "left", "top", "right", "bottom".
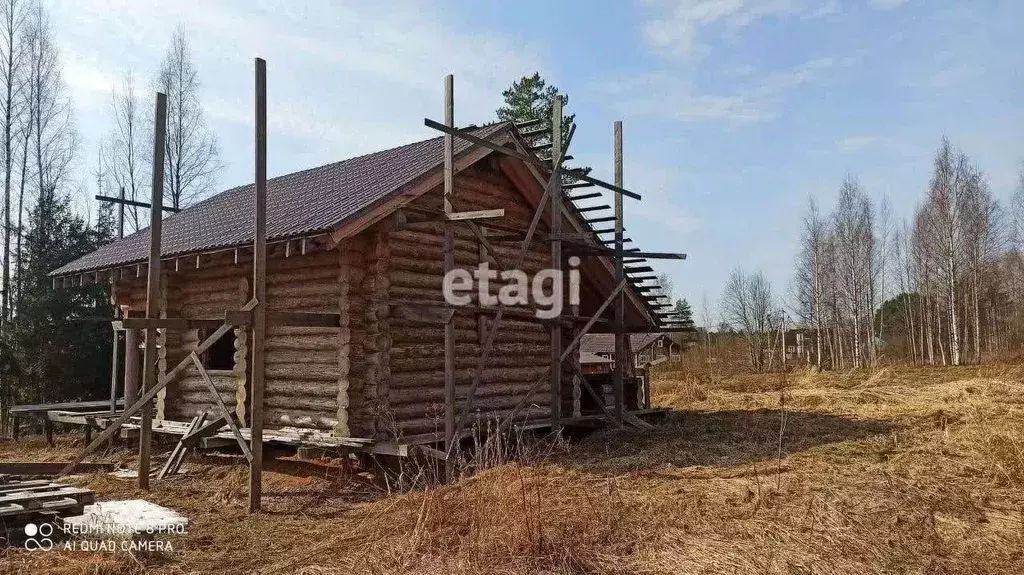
{"left": 192, "top": 352, "right": 253, "bottom": 462}
{"left": 249, "top": 57, "right": 268, "bottom": 513}
{"left": 94, "top": 194, "right": 181, "bottom": 213}
{"left": 576, "top": 204, "right": 610, "bottom": 213}
{"left": 121, "top": 317, "right": 226, "bottom": 330}
{"left": 0, "top": 486, "right": 94, "bottom": 506}
{"left": 109, "top": 323, "right": 119, "bottom": 413}
{"left": 0, "top": 480, "right": 53, "bottom": 491}
{"left": 549, "top": 95, "right": 563, "bottom": 435}
{"left": 446, "top": 208, "right": 504, "bottom": 221}
{"left": 138, "top": 91, "right": 168, "bottom": 490}
{"left": 58, "top": 310, "right": 254, "bottom": 477}
{"left": 180, "top": 414, "right": 227, "bottom": 447}
{"left": 10, "top": 399, "right": 124, "bottom": 415}
{"left": 158, "top": 413, "right": 205, "bottom": 480}
{"left": 443, "top": 74, "right": 456, "bottom": 472}
{"left": 424, "top": 118, "right": 641, "bottom": 200}
{"left": 613, "top": 121, "right": 625, "bottom": 425}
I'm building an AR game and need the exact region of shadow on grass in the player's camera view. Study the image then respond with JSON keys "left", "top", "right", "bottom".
{"left": 566, "top": 409, "right": 894, "bottom": 472}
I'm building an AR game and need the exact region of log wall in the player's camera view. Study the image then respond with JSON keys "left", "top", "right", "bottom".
{"left": 108, "top": 159, "right": 596, "bottom": 440}
{"left": 386, "top": 163, "right": 556, "bottom": 436}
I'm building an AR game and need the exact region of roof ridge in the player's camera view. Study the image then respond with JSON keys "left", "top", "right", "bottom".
{"left": 218, "top": 119, "right": 512, "bottom": 196}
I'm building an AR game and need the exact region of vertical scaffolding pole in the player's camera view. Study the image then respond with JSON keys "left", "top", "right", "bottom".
{"left": 249, "top": 57, "right": 268, "bottom": 513}
{"left": 117, "top": 186, "right": 125, "bottom": 239}
{"left": 613, "top": 121, "right": 625, "bottom": 423}
{"left": 549, "top": 97, "right": 563, "bottom": 434}
{"left": 109, "top": 324, "right": 119, "bottom": 413}
{"left": 139, "top": 92, "right": 167, "bottom": 490}
{"left": 124, "top": 326, "right": 139, "bottom": 406}
{"left": 442, "top": 74, "right": 456, "bottom": 468}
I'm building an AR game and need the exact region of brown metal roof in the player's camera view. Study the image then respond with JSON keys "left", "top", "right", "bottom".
{"left": 52, "top": 123, "right": 510, "bottom": 276}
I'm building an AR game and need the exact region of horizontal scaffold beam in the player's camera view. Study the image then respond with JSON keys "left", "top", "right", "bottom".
{"left": 423, "top": 118, "right": 642, "bottom": 200}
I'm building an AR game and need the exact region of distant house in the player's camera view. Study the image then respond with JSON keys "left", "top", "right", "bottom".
{"left": 581, "top": 333, "right": 679, "bottom": 368}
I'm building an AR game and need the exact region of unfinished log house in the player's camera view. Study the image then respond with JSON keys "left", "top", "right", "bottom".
{"left": 51, "top": 122, "right": 666, "bottom": 444}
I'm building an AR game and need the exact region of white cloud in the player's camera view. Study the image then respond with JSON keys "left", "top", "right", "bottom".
{"left": 836, "top": 135, "right": 882, "bottom": 153}
{"left": 602, "top": 56, "right": 836, "bottom": 125}
{"left": 49, "top": 0, "right": 549, "bottom": 191}
{"left": 641, "top": 0, "right": 842, "bottom": 59}
{"left": 868, "top": 0, "right": 908, "bottom": 10}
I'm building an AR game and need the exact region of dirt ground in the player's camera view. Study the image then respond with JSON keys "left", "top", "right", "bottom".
{"left": 2, "top": 363, "right": 1023, "bottom": 574}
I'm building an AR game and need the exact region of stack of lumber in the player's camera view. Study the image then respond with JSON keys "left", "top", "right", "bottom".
{"left": 0, "top": 475, "right": 95, "bottom": 534}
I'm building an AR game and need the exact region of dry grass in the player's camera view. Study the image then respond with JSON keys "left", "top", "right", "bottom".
{"left": 3, "top": 363, "right": 1024, "bottom": 573}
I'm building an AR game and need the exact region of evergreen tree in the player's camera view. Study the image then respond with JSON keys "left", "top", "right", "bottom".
{"left": 10, "top": 189, "right": 112, "bottom": 404}
{"left": 496, "top": 73, "right": 591, "bottom": 180}
{"left": 675, "top": 298, "right": 695, "bottom": 327}
{"left": 497, "top": 73, "right": 575, "bottom": 150}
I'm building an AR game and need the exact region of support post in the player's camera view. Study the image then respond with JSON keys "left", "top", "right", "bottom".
{"left": 139, "top": 92, "right": 167, "bottom": 490}
{"left": 249, "top": 57, "right": 268, "bottom": 513}
{"left": 123, "top": 326, "right": 139, "bottom": 406}
{"left": 442, "top": 74, "right": 456, "bottom": 471}
{"left": 613, "top": 121, "right": 625, "bottom": 423}
{"left": 117, "top": 186, "right": 125, "bottom": 239}
{"left": 109, "top": 323, "right": 120, "bottom": 414}
{"left": 549, "top": 96, "right": 563, "bottom": 435}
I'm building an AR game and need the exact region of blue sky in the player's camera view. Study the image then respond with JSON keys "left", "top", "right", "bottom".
{"left": 53, "top": 0, "right": 1024, "bottom": 322}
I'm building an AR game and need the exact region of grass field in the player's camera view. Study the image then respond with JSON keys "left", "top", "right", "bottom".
{"left": 3, "top": 363, "right": 1023, "bottom": 574}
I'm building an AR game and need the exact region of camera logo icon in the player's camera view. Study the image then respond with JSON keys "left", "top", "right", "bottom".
{"left": 24, "top": 522, "right": 54, "bottom": 551}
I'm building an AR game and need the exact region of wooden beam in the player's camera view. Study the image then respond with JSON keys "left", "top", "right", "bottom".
{"left": 613, "top": 120, "right": 625, "bottom": 425}
{"left": 566, "top": 192, "right": 602, "bottom": 201}
{"left": 59, "top": 313, "right": 251, "bottom": 477}
{"left": 576, "top": 204, "right": 610, "bottom": 213}
{"left": 442, "top": 74, "right": 456, "bottom": 474}
{"left": 549, "top": 95, "right": 563, "bottom": 436}
{"left": 446, "top": 208, "right": 504, "bottom": 221}
{"left": 585, "top": 216, "right": 616, "bottom": 224}
{"left": 249, "top": 57, "right": 268, "bottom": 513}
{"left": 122, "top": 317, "right": 228, "bottom": 330}
{"left": 95, "top": 194, "right": 181, "bottom": 213}
{"left": 424, "top": 117, "right": 641, "bottom": 200}
{"left": 138, "top": 91, "right": 167, "bottom": 490}
{"left": 515, "top": 118, "right": 543, "bottom": 130}
{"left": 191, "top": 353, "right": 253, "bottom": 462}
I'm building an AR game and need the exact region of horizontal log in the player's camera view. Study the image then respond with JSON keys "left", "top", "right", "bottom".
{"left": 391, "top": 366, "right": 548, "bottom": 388}
{"left": 265, "top": 364, "right": 340, "bottom": 381}
{"left": 390, "top": 354, "right": 548, "bottom": 373}
{"left": 395, "top": 405, "right": 549, "bottom": 435}
{"left": 389, "top": 382, "right": 549, "bottom": 405}
{"left": 264, "top": 394, "right": 337, "bottom": 412}
{"left": 390, "top": 342, "right": 550, "bottom": 359}
{"left": 177, "top": 391, "right": 238, "bottom": 408}
{"left": 265, "top": 379, "right": 339, "bottom": 398}
{"left": 263, "top": 409, "right": 338, "bottom": 430}
{"left": 391, "top": 327, "right": 549, "bottom": 345}
{"left": 265, "top": 349, "right": 339, "bottom": 365}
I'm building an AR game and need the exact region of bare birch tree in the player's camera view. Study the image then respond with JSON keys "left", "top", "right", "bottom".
{"left": 0, "top": 0, "right": 27, "bottom": 326}
{"left": 104, "top": 72, "right": 147, "bottom": 235}
{"left": 26, "top": 2, "right": 74, "bottom": 211}
{"left": 157, "top": 26, "right": 218, "bottom": 209}
{"left": 721, "top": 268, "right": 776, "bottom": 371}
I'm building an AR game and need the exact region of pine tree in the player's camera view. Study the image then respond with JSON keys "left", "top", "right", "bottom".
{"left": 497, "top": 73, "right": 575, "bottom": 149}
{"left": 11, "top": 189, "right": 112, "bottom": 404}
{"left": 675, "top": 298, "right": 695, "bottom": 327}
